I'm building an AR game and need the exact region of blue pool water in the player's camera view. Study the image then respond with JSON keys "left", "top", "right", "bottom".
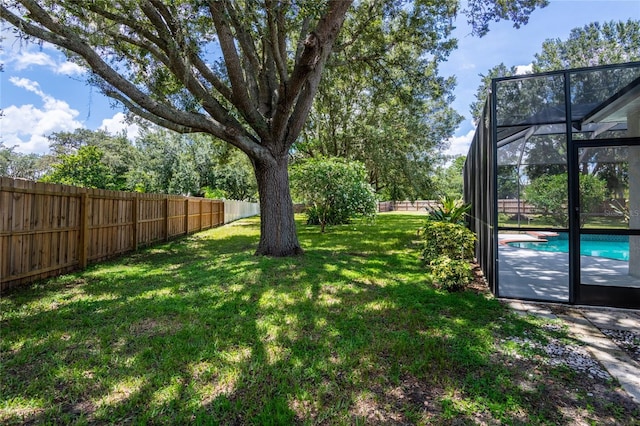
{"left": 507, "top": 239, "right": 629, "bottom": 261}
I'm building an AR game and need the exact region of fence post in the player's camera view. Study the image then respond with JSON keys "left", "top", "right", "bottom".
{"left": 132, "top": 194, "right": 139, "bottom": 251}
{"left": 199, "top": 199, "right": 203, "bottom": 231}
{"left": 164, "top": 196, "right": 170, "bottom": 241}
{"left": 79, "top": 191, "right": 89, "bottom": 269}
{"left": 184, "top": 198, "right": 189, "bottom": 235}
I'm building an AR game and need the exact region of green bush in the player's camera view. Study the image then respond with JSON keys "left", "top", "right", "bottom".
{"left": 305, "top": 205, "right": 350, "bottom": 227}
{"left": 420, "top": 221, "right": 476, "bottom": 263}
{"left": 429, "top": 255, "right": 474, "bottom": 292}
{"left": 290, "top": 157, "right": 377, "bottom": 232}
{"left": 420, "top": 221, "right": 476, "bottom": 292}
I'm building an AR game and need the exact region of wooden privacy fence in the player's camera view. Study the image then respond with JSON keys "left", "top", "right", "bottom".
{"left": 378, "top": 200, "right": 440, "bottom": 212}
{"left": 0, "top": 177, "right": 224, "bottom": 291}
{"left": 379, "top": 200, "right": 540, "bottom": 215}
{"left": 497, "top": 199, "right": 535, "bottom": 216}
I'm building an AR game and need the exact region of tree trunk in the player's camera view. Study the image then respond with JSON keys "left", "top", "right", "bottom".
{"left": 254, "top": 156, "right": 303, "bottom": 256}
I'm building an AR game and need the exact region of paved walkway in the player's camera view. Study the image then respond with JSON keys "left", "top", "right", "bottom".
{"left": 503, "top": 300, "right": 640, "bottom": 404}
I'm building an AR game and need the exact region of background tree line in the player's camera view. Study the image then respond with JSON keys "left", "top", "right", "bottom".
{"left": 1, "top": 124, "right": 461, "bottom": 201}
{"left": 0, "top": 128, "right": 258, "bottom": 201}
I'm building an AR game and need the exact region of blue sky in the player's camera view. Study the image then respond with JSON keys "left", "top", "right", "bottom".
{"left": 1, "top": 0, "right": 639, "bottom": 156}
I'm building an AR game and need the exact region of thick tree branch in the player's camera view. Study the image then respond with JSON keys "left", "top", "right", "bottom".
{"left": 189, "top": 54, "right": 234, "bottom": 103}
{"left": 266, "top": 0, "right": 288, "bottom": 83}
{"left": 137, "top": 1, "right": 251, "bottom": 139}
{"left": 104, "top": 90, "right": 201, "bottom": 134}
{"left": 224, "top": 1, "right": 262, "bottom": 105}
{"left": 105, "top": 89, "right": 271, "bottom": 163}
{"left": 4, "top": 3, "right": 189, "bottom": 125}
{"left": 101, "top": 22, "right": 239, "bottom": 136}
{"left": 272, "top": 0, "right": 354, "bottom": 149}
{"left": 207, "top": 0, "right": 269, "bottom": 141}
{"left": 295, "top": 17, "right": 312, "bottom": 64}
{"left": 107, "top": 31, "right": 170, "bottom": 65}
{"left": 83, "top": 3, "right": 165, "bottom": 49}
{"left": 140, "top": 1, "right": 174, "bottom": 42}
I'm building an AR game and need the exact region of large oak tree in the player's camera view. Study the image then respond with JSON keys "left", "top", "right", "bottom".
{"left": 1, "top": 0, "right": 546, "bottom": 256}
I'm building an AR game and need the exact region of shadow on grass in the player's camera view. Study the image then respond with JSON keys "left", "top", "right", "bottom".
{"left": 1, "top": 215, "right": 637, "bottom": 424}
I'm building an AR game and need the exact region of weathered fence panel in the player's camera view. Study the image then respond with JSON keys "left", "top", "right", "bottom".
{"left": 0, "top": 177, "right": 224, "bottom": 291}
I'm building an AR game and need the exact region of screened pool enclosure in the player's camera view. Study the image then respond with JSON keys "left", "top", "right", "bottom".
{"left": 464, "top": 62, "right": 640, "bottom": 308}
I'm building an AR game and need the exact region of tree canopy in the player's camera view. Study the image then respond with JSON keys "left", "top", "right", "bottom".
{"left": 45, "top": 129, "right": 137, "bottom": 190}
{"left": 41, "top": 145, "right": 116, "bottom": 189}
{"left": 6, "top": 127, "right": 258, "bottom": 198}
{"left": 0, "top": 144, "right": 46, "bottom": 181}
{"left": 434, "top": 155, "right": 466, "bottom": 198}
{"left": 130, "top": 128, "right": 257, "bottom": 199}
{"left": 2, "top": 0, "right": 548, "bottom": 256}
{"left": 295, "top": 1, "right": 463, "bottom": 200}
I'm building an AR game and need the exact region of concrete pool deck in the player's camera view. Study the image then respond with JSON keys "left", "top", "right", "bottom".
{"left": 497, "top": 234, "right": 640, "bottom": 301}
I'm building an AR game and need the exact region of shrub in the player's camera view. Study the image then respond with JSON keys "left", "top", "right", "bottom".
{"left": 290, "top": 158, "right": 377, "bottom": 232}
{"left": 429, "top": 255, "right": 474, "bottom": 292}
{"left": 305, "top": 205, "right": 350, "bottom": 227}
{"left": 426, "top": 195, "right": 471, "bottom": 225}
{"left": 420, "top": 221, "right": 476, "bottom": 264}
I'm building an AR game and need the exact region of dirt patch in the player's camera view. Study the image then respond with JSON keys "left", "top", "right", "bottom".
{"left": 129, "top": 317, "right": 182, "bottom": 337}
{"left": 467, "top": 264, "right": 492, "bottom": 295}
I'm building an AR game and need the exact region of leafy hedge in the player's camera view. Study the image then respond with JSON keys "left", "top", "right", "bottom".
{"left": 429, "top": 256, "right": 474, "bottom": 292}
{"left": 420, "top": 221, "right": 476, "bottom": 292}
{"left": 420, "top": 221, "right": 476, "bottom": 263}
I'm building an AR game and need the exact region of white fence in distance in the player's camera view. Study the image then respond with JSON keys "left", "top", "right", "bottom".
{"left": 224, "top": 200, "right": 260, "bottom": 224}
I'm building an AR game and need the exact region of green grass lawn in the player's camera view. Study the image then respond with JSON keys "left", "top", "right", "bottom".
{"left": 1, "top": 214, "right": 637, "bottom": 424}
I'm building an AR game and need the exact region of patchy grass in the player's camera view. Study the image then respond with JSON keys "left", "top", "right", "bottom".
{"left": 1, "top": 214, "right": 637, "bottom": 424}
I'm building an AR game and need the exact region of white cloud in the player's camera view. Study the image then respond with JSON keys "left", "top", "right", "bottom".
{"left": 10, "top": 76, "right": 47, "bottom": 96}
{"left": 444, "top": 127, "right": 475, "bottom": 157}
{"left": 55, "top": 61, "right": 86, "bottom": 76}
{"left": 515, "top": 63, "right": 533, "bottom": 75}
{"left": 100, "top": 113, "right": 141, "bottom": 140}
{"left": 2, "top": 78, "right": 83, "bottom": 154}
{"left": 6, "top": 46, "right": 85, "bottom": 76}
{"left": 13, "top": 51, "right": 56, "bottom": 70}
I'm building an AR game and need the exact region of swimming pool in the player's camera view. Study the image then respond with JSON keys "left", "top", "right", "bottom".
{"left": 507, "top": 239, "right": 629, "bottom": 261}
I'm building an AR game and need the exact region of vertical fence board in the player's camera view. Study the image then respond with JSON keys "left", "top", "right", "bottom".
{"left": 164, "top": 196, "right": 169, "bottom": 241}
{"left": 79, "top": 192, "right": 89, "bottom": 269}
